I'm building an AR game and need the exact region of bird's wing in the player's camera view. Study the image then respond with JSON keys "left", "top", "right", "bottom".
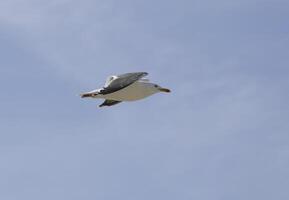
{"left": 104, "top": 75, "right": 118, "bottom": 88}
{"left": 138, "top": 78, "right": 150, "bottom": 82}
{"left": 99, "top": 99, "right": 122, "bottom": 107}
{"left": 99, "top": 72, "right": 148, "bottom": 95}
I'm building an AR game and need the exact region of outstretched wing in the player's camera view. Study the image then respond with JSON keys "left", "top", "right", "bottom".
{"left": 104, "top": 75, "right": 118, "bottom": 88}
{"left": 99, "top": 99, "right": 122, "bottom": 107}
{"left": 99, "top": 72, "right": 148, "bottom": 95}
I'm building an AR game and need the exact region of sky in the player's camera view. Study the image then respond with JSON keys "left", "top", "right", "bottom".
{"left": 0, "top": 0, "right": 289, "bottom": 199}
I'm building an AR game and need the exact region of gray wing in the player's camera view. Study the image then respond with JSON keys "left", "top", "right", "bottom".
{"left": 99, "top": 99, "right": 122, "bottom": 107}
{"left": 99, "top": 72, "right": 148, "bottom": 95}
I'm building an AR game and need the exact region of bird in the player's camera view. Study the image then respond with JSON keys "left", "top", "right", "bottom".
{"left": 80, "top": 72, "right": 171, "bottom": 107}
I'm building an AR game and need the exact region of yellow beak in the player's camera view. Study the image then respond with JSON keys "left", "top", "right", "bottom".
{"left": 159, "top": 87, "right": 171, "bottom": 93}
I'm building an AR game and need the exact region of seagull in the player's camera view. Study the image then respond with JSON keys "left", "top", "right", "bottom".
{"left": 80, "top": 72, "right": 171, "bottom": 107}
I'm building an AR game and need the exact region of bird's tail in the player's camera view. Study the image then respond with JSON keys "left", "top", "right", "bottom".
{"left": 80, "top": 92, "right": 97, "bottom": 98}
{"left": 80, "top": 89, "right": 102, "bottom": 98}
{"left": 80, "top": 93, "right": 90, "bottom": 98}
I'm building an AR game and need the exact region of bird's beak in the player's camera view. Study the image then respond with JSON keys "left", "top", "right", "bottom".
{"left": 158, "top": 87, "right": 171, "bottom": 93}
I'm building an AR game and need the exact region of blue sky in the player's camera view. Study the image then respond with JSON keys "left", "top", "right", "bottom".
{"left": 1, "top": 0, "right": 289, "bottom": 199}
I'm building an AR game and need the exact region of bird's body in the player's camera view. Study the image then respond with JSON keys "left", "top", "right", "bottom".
{"left": 80, "top": 72, "right": 170, "bottom": 107}
{"left": 93, "top": 81, "right": 158, "bottom": 101}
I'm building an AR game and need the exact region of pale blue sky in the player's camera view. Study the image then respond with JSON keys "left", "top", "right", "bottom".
{"left": 1, "top": 0, "right": 289, "bottom": 199}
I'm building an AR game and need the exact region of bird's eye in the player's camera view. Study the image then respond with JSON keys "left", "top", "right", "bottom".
{"left": 154, "top": 85, "right": 158, "bottom": 88}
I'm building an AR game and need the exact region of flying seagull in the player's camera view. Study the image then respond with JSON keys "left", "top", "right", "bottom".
{"left": 80, "top": 72, "right": 171, "bottom": 107}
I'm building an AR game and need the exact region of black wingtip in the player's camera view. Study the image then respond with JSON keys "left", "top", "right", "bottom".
{"left": 137, "top": 72, "right": 149, "bottom": 78}
{"left": 130, "top": 72, "right": 148, "bottom": 76}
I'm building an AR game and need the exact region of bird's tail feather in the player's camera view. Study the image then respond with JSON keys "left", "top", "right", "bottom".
{"left": 80, "top": 93, "right": 97, "bottom": 98}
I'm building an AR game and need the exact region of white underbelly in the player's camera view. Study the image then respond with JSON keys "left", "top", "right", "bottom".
{"left": 102, "top": 82, "right": 155, "bottom": 101}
